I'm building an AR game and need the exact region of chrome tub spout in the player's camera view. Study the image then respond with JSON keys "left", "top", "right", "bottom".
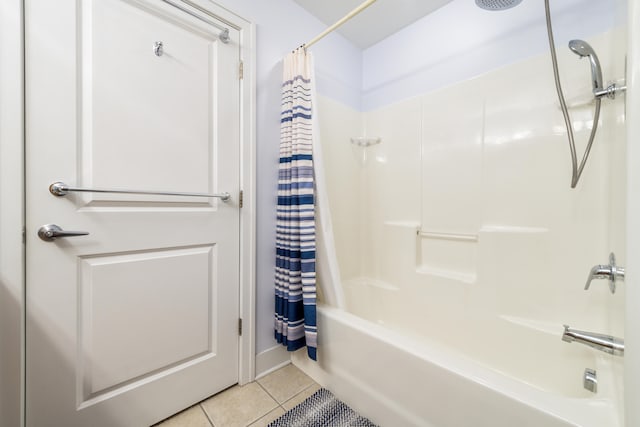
{"left": 562, "top": 325, "right": 624, "bottom": 356}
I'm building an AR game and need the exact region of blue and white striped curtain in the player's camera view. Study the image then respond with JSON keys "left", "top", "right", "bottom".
{"left": 274, "top": 48, "right": 317, "bottom": 361}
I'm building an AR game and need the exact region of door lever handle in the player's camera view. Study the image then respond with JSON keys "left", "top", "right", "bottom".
{"left": 38, "top": 224, "right": 89, "bottom": 242}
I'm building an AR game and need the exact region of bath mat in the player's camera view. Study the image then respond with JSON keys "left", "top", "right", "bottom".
{"left": 268, "top": 388, "right": 378, "bottom": 427}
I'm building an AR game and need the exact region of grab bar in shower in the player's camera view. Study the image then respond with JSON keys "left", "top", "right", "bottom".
{"left": 418, "top": 230, "right": 478, "bottom": 242}
{"left": 49, "top": 181, "right": 231, "bottom": 201}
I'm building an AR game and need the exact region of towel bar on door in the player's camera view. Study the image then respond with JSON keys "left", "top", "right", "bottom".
{"left": 160, "top": 0, "right": 230, "bottom": 44}
{"left": 49, "top": 181, "right": 231, "bottom": 201}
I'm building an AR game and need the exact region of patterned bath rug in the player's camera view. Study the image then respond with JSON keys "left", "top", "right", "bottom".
{"left": 268, "top": 388, "right": 379, "bottom": 427}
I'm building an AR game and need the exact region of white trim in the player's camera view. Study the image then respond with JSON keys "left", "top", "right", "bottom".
{"left": 0, "top": 1, "right": 25, "bottom": 426}
{"left": 255, "top": 346, "right": 291, "bottom": 380}
{"left": 237, "top": 12, "right": 257, "bottom": 387}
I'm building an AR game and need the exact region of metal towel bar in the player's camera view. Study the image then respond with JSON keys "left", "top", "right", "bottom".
{"left": 49, "top": 181, "right": 231, "bottom": 202}
{"left": 161, "top": 0, "right": 230, "bottom": 43}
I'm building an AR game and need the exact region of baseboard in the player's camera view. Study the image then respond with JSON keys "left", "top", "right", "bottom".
{"left": 255, "top": 345, "right": 290, "bottom": 380}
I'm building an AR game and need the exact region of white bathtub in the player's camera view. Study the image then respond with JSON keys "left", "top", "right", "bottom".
{"left": 293, "top": 300, "right": 623, "bottom": 427}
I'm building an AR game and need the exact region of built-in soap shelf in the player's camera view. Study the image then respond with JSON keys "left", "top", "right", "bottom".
{"left": 418, "top": 230, "right": 478, "bottom": 242}
{"left": 416, "top": 266, "right": 476, "bottom": 284}
{"left": 350, "top": 136, "right": 381, "bottom": 147}
{"left": 343, "top": 276, "right": 400, "bottom": 291}
{"left": 383, "top": 220, "right": 420, "bottom": 228}
{"left": 478, "top": 225, "right": 549, "bottom": 234}
{"left": 499, "top": 315, "right": 560, "bottom": 336}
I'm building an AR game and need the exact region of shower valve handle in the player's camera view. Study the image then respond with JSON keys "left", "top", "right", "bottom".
{"left": 584, "top": 253, "right": 624, "bottom": 294}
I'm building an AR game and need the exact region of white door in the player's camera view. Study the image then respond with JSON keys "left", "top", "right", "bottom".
{"left": 25, "top": 0, "right": 241, "bottom": 425}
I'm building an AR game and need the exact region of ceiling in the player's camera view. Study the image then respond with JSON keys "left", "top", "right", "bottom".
{"left": 292, "top": 0, "right": 454, "bottom": 49}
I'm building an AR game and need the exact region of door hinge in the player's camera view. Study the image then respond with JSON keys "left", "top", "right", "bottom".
{"left": 22, "top": 226, "right": 26, "bottom": 244}
{"left": 239, "top": 61, "right": 244, "bottom": 80}
{"left": 239, "top": 190, "right": 244, "bottom": 208}
{"left": 238, "top": 318, "right": 243, "bottom": 336}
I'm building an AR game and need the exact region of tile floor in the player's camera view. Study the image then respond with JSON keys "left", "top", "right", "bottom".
{"left": 155, "top": 364, "right": 321, "bottom": 427}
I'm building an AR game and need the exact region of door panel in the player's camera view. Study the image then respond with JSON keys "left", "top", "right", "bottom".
{"left": 83, "top": 0, "right": 218, "bottom": 199}
{"left": 79, "top": 245, "right": 215, "bottom": 396}
{"left": 25, "top": 0, "right": 240, "bottom": 425}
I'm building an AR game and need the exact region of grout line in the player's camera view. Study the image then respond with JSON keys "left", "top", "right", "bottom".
{"left": 242, "top": 381, "right": 282, "bottom": 426}
{"left": 278, "top": 381, "right": 320, "bottom": 412}
{"left": 251, "top": 369, "right": 322, "bottom": 423}
{"left": 199, "top": 404, "right": 216, "bottom": 427}
{"left": 255, "top": 380, "right": 285, "bottom": 410}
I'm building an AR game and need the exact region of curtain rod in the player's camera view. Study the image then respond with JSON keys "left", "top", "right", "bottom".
{"left": 302, "top": 0, "right": 377, "bottom": 49}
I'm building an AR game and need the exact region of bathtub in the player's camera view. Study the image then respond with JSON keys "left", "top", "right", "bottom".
{"left": 293, "top": 298, "right": 622, "bottom": 427}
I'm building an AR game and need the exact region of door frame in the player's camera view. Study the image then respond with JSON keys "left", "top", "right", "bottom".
{"left": 0, "top": 1, "right": 256, "bottom": 426}
{"left": 0, "top": 1, "right": 26, "bottom": 426}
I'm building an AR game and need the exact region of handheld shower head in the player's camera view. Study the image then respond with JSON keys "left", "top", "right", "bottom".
{"left": 568, "top": 39, "right": 603, "bottom": 92}
{"left": 568, "top": 39, "right": 595, "bottom": 57}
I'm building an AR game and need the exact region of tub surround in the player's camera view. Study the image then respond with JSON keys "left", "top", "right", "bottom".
{"left": 296, "top": 27, "right": 627, "bottom": 427}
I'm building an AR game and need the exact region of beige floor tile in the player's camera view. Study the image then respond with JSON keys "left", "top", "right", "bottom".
{"left": 153, "top": 405, "right": 212, "bottom": 427}
{"left": 200, "top": 382, "right": 279, "bottom": 427}
{"left": 256, "top": 364, "right": 315, "bottom": 404}
{"left": 247, "top": 407, "right": 286, "bottom": 427}
{"left": 281, "top": 383, "right": 322, "bottom": 411}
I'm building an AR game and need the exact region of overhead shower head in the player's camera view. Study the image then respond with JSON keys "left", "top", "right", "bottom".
{"left": 475, "top": 0, "right": 523, "bottom": 11}
{"left": 568, "top": 39, "right": 603, "bottom": 91}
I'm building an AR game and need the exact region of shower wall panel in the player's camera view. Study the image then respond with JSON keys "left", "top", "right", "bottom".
{"left": 316, "top": 96, "right": 365, "bottom": 284}
{"left": 361, "top": 99, "right": 422, "bottom": 287}
{"left": 319, "top": 27, "right": 626, "bottom": 335}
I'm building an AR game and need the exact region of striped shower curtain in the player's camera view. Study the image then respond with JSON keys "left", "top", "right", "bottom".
{"left": 274, "top": 48, "right": 317, "bottom": 361}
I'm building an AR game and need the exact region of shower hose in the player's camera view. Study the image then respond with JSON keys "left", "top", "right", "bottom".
{"left": 544, "top": 0, "right": 602, "bottom": 188}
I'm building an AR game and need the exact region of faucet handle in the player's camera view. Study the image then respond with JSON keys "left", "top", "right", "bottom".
{"left": 584, "top": 252, "right": 624, "bottom": 293}
{"left": 584, "top": 265, "right": 613, "bottom": 290}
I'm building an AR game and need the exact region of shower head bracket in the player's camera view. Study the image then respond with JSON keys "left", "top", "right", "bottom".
{"left": 594, "top": 82, "right": 626, "bottom": 100}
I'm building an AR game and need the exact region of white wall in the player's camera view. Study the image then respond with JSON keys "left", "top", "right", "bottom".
{"left": 0, "top": 1, "right": 24, "bottom": 427}
{"left": 210, "top": 0, "right": 363, "bottom": 358}
{"left": 362, "top": 0, "right": 625, "bottom": 111}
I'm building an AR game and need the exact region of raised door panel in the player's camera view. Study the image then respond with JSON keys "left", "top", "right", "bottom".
{"left": 80, "top": 0, "right": 225, "bottom": 204}
{"left": 78, "top": 245, "right": 217, "bottom": 403}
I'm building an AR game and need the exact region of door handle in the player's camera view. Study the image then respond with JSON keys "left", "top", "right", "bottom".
{"left": 37, "top": 224, "right": 89, "bottom": 242}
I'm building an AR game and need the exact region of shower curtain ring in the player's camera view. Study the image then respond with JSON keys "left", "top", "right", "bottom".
{"left": 291, "top": 44, "right": 307, "bottom": 54}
